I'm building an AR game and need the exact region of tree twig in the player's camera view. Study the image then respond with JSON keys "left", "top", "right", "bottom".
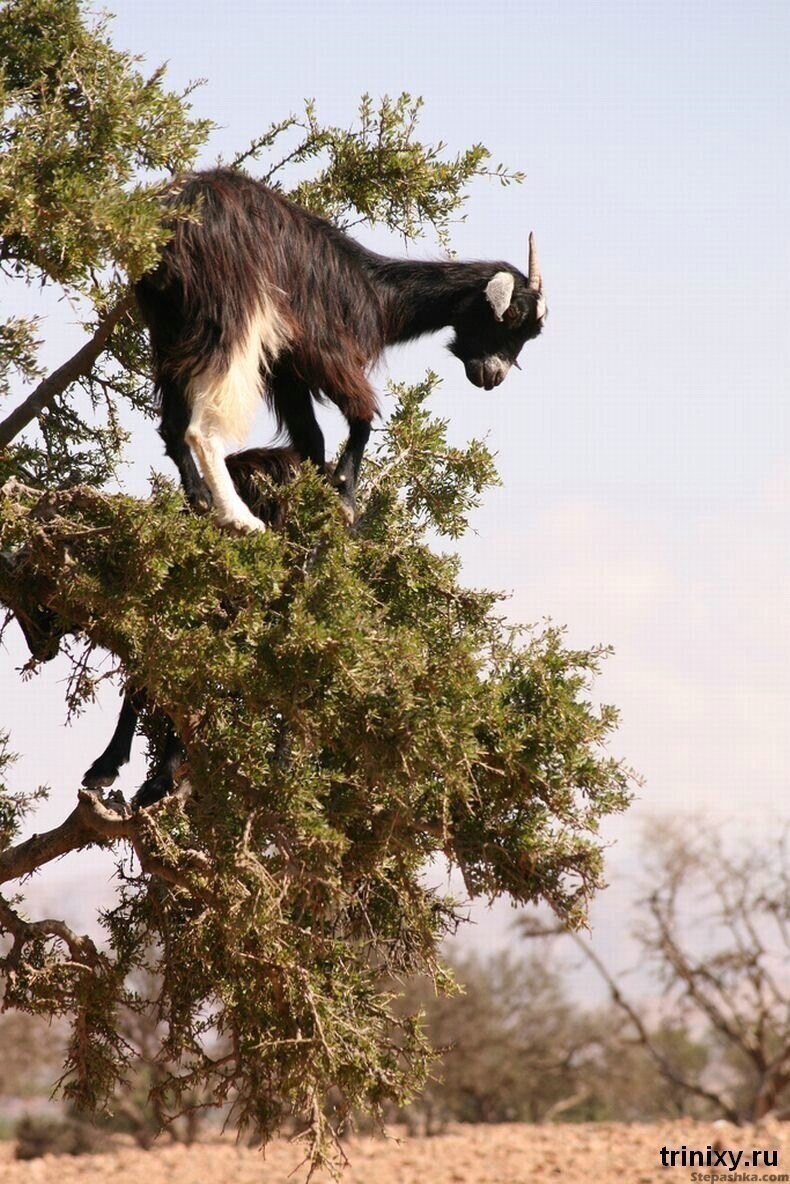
{"left": 522, "top": 917, "right": 743, "bottom": 1124}
{"left": 0, "top": 292, "right": 135, "bottom": 449}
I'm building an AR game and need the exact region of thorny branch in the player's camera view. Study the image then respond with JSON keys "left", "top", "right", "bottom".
{"left": 0, "top": 783, "right": 217, "bottom": 991}
{"left": 0, "top": 893, "right": 101, "bottom": 970}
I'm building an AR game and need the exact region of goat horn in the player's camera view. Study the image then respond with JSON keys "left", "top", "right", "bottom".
{"left": 528, "top": 232, "right": 542, "bottom": 291}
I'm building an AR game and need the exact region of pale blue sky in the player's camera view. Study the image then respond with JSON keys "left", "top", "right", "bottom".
{"left": 3, "top": 1, "right": 789, "bottom": 973}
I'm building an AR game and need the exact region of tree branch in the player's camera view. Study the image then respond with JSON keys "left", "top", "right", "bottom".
{"left": 0, "top": 292, "right": 135, "bottom": 449}
{"left": 577, "top": 932, "right": 742, "bottom": 1121}
{"left": 0, "top": 790, "right": 127, "bottom": 885}
{"left": 647, "top": 892, "right": 759, "bottom": 1058}
{"left": 0, "top": 893, "right": 101, "bottom": 970}
{"left": 0, "top": 785, "right": 216, "bottom": 905}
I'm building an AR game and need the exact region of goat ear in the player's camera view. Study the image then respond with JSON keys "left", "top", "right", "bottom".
{"left": 485, "top": 272, "right": 515, "bottom": 321}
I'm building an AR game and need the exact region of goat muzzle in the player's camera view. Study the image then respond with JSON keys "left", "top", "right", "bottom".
{"left": 465, "top": 357, "right": 511, "bottom": 390}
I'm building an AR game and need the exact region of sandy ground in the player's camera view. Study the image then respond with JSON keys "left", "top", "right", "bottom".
{"left": 1, "top": 1120, "right": 788, "bottom": 1183}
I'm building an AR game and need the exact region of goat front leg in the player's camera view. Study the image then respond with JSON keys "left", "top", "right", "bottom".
{"left": 159, "top": 377, "right": 213, "bottom": 513}
{"left": 82, "top": 690, "right": 143, "bottom": 788}
{"left": 186, "top": 416, "right": 266, "bottom": 534}
{"left": 333, "top": 417, "right": 372, "bottom": 524}
{"left": 183, "top": 343, "right": 269, "bottom": 533}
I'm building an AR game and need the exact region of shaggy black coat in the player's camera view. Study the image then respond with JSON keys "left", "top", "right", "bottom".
{"left": 136, "top": 169, "right": 545, "bottom": 527}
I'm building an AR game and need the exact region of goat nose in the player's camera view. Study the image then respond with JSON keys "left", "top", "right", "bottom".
{"left": 483, "top": 359, "right": 509, "bottom": 388}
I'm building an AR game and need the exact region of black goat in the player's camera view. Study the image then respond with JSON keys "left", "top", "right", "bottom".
{"left": 137, "top": 168, "right": 546, "bottom": 530}
{"left": 82, "top": 446, "right": 312, "bottom": 808}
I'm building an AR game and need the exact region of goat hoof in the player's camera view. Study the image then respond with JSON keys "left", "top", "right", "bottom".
{"left": 192, "top": 494, "right": 213, "bottom": 515}
{"left": 242, "top": 517, "right": 266, "bottom": 534}
{"left": 104, "top": 789, "right": 130, "bottom": 817}
{"left": 339, "top": 500, "right": 356, "bottom": 526}
{"left": 217, "top": 513, "right": 266, "bottom": 534}
{"left": 334, "top": 488, "right": 356, "bottom": 525}
{"left": 132, "top": 773, "right": 174, "bottom": 810}
{"left": 186, "top": 479, "right": 213, "bottom": 514}
{"left": 331, "top": 477, "right": 356, "bottom": 525}
{"left": 82, "top": 766, "right": 118, "bottom": 789}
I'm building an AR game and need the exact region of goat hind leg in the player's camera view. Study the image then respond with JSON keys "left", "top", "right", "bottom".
{"left": 159, "top": 377, "right": 212, "bottom": 513}
{"left": 272, "top": 371, "right": 326, "bottom": 470}
{"left": 82, "top": 690, "right": 142, "bottom": 788}
{"left": 133, "top": 719, "right": 186, "bottom": 810}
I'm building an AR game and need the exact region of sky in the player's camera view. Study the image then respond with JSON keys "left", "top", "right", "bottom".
{"left": 2, "top": 0, "right": 789, "bottom": 983}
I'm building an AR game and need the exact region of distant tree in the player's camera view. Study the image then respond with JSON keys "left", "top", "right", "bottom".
{"left": 577, "top": 1013, "right": 712, "bottom": 1122}
{"left": 400, "top": 951, "right": 600, "bottom": 1127}
{"left": 523, "top": 822, "right": 790, "bottom": 1123}
{"left": 398, "top": 951, "right": 712, "bottom": 1128}
{"left": 0, "top": 1011, "right": 65, "bottom": 1101}
{"left": 0, "top": 0, "right": 633, "bottom": 1168}
{"left": 105, "top": 961, "right": 213, "bottom": 1148}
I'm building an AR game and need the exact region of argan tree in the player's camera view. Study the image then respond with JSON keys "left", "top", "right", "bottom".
{"left": 0, "top": 0, "right": 632, "bottom": 1167}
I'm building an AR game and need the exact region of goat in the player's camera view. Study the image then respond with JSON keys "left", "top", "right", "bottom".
{"left": 137, "top": 168, "right": 546, "bottom": 531}
{"left": 82, "top": 445, "right": 313, "bottom": 808}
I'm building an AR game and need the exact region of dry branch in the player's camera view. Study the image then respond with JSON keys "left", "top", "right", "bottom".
{"left": 0, "top": 293, "right": 135, "bottom": 449}
{"left": 0, "top": 784, "right": 217, "bottom": 1001}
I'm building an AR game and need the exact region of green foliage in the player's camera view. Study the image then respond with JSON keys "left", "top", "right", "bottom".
{"left": 0, "top": 732, "right": 18, "bottom": 850}
{"left": 0, "top": 318, "right": 43, "bottom": 400}
{"left": 0, "top": 730, "right": 47, "bottom": 850}
{"left": 0, "top": 0, "right": 212, "bottom": 484}
{"left": 0, "top": 0, "right": 211, "bottom": 288}
{"left": 249, "top": 94, "right": 522, "bottom": 248}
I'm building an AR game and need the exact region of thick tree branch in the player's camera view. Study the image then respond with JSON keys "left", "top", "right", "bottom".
{"left": 0, "top": 786, "right": 214, "bottom": 903}
{"left": 0, "top": 292, "right": 135, "bottom": 449}
{"left": 0, "top": 782, "right": 220, "bottom": 1023}
{"left": 0, "top": 790, "right": 127, "bottom": 884}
